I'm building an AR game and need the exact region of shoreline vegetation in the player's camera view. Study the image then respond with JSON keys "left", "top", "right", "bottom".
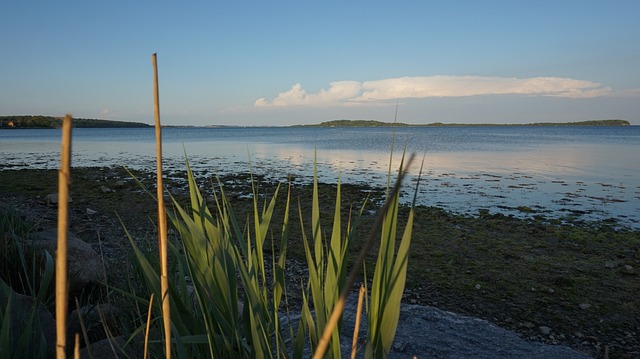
{"left": 0, "top": 115, "right": 631, "bottom": 129}
{"left": 0, "top": 115, "right": 152, "bottom": 129}
{"left": 1, "top": 166, "right": 638, "bottom": 357}
{"left": 302, "top": 119, "right": 632, "bottom": 127}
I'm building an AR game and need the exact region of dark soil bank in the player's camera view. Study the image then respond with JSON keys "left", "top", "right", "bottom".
{"left": 1, "top": 167, "right": 638, "bottom": 358}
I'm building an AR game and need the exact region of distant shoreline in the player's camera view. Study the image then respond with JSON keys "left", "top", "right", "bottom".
{"left": 0, "top": 115, "right": 631, "bottom": 129}
{"left": 0, "top": 115, "right": 151, "bottom": 129}
{"left": 298, "top": 119, "right": 631, "bottom": 128}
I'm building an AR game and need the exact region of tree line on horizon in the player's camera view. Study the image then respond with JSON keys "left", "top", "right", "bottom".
{"left": 0, "top": 115, "right": 631, "bottom": 129}
{"left": 305, "top": 119, "right": 631, "bottom": 127}
{"left": 0, "top": 115, "right": 151, "bottom": 129}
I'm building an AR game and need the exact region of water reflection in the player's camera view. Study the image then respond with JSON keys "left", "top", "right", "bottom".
{"left": 1, "top": 127, "right": 638, "bottom": 227}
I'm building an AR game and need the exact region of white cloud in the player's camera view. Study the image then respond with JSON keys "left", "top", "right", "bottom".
{"left": 357, "top": 76, "right": 611, "bottom": 100}
{"left": 254, "top": 75, "right": 611, "bottom": 107}
{"left": 255, "top": 81, "right": 361, "bottom": 107}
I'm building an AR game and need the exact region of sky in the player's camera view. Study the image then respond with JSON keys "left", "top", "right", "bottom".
{"left": 1, "top": 1, "right": 639, "bottom": 126}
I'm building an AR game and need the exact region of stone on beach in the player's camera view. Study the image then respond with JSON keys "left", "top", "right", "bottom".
{"left": 29, "top": 228, "right": 103, "bottom": 292}
{"left": 44, "top": 193, "right": 72, "bottom": 205}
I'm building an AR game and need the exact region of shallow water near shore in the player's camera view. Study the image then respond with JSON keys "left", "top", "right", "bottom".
{"left": 1, "top": 125, "right": 639, "bottom": 227}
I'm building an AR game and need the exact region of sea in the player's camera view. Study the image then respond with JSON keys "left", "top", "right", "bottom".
{"left": 1, "top": 125, "right": 639, "bottom": 228}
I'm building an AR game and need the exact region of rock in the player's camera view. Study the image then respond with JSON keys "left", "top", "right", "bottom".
{"left": 44, "top": 193, "right": 72, "bottom": 205}
{"left": 523, "top": 321, "right": 535, "bottom": 329}
{"left": 539, "top": 326, "right": 552, "bottom": 335}
{"left": 604, "top": 261, "right": 616, "bottom": 269}
{"left": 0, "top": 283, "right": 56, "bottom": 356}
{"left": 622, "top": 264, "right": 635, "bottom": 275}
{"left": 79, "top": 335, "right": 141, "bottom": 359}
{"left": 114, "top": 180, "right": 126, "bottom": 188}
{"left": 100, "top": 186, "right": 112, "bottom": 193}
{"left": 388, "top": 306, "right": 590, "bottom": 358}
{"left": 282, "top": 297, "right": 591, "bottom": 358}
{"left": 475, "top": 283, "right": 482, "bottom": 290}
{"left": 579, "top": 303, "right": 591, "bottom": 310}
{"left": 29, "top": 229, "right": 104, "bottom": 292}
{"left": 86, "top": 208, "right": 97, "bottom": 215}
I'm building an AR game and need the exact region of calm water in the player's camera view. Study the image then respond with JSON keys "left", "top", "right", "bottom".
{"left": 1, "top": 126, "right": 639, "bottom": 227}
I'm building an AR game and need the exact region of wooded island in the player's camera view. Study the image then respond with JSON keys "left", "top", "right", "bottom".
{"left": 0, "top": 115, "right": 631, "bottom": 129}
{"left": 302, "top": 119, "right": 631, "bottom": 127}
{"left": 0, "top": 115, "right": 151, "bottom": 129}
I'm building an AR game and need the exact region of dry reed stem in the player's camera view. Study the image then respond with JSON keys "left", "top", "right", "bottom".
{"left": 74, "top": 334, "right": 80, "bottom": 359}
{"left": 56, "top": 114, "right": 72, "bottom": 359}
{"left": 75, "top": 297, "right": 93, "bottom": 359}
{"left": 351, "top": 285, "right": 366, "bottom": 359}
{"left": 152, "top": 52, "right": 171, "bottom": 358}
{"left": 144, "top": 293, "right": 155, "bottom": 359}
{"left": 313, "top": 153, "right": 415, "bottom": 359}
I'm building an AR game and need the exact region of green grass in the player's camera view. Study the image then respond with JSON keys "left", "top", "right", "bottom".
{"left": 114, "top": 152, "right": 417, "bottom": 358}
{"left": 0, "top": 207, "right": 55, "bottom": 358}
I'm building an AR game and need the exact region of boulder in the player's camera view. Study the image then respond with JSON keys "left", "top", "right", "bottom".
{"left": 0, "top": 283, "right": 56, "bottom": 357}
{"left": 79, "top": 335, "right": 141, "bottom": 359}
{"left": 29, "top": 229, "right": 104, "bottom": 292}
{"left": 44, "top": 193, "right": 73, "bottom": 205}
{"left": 282, "top": 296, "right": 591, "bottom": 358}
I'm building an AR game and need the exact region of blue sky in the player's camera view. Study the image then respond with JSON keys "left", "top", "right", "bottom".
{"left": 1, "top": 1, "right": 639, "bottom": 126}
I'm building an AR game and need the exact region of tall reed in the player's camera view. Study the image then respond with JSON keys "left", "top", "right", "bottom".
{"left": 56, "top": 113, "right": 72, "bottom": 359}
{"left": 152, "top": 52, "right": 172, "bottom": 358}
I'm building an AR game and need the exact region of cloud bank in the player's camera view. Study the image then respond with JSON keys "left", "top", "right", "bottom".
{"left": 254, "top": 76, "right": 611, "bottom": 107}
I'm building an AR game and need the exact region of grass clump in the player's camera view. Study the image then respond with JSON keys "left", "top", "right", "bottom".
{"left": 119, "top": 151, "right": 417, "bottom": 358}
{"left": 0, "top": 207, "right": 55, "bottom": 358}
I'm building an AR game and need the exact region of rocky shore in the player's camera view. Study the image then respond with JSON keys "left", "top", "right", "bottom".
{"left": 1, "top": 166, "right": 638, "bottom": 358}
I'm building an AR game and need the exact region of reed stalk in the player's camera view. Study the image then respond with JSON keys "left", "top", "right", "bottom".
{"left": 75, "top": 297, "right": 93, "bottom": 359}
{"left": 144, "top": 293, "right": 155, "bottom": 359}
{"left": 152, "top": 52, "right": 171, "bottom": 358}
{"left": 350, "top": 285, "right": 365, "bottom": 359}
{"left": 56, "top": 113, "right": 72, "bottom": 359}
{"left": 74, "top": 334, "right": 80, "bottom": 359}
